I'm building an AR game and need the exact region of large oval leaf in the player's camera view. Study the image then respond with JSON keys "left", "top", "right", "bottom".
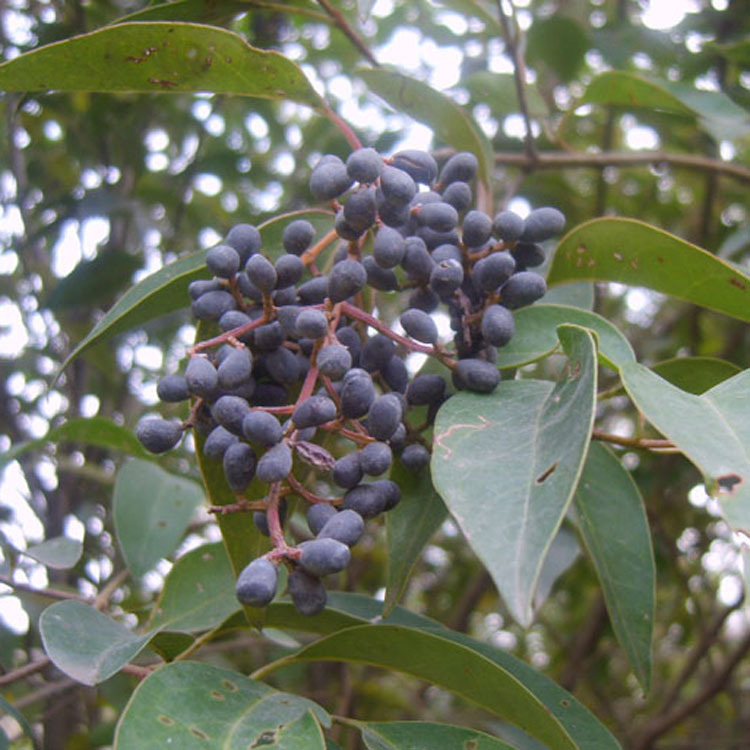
{"left": 358, "top": 67, "right": 494, "bottom": 189}
{"left": 383, "top": 463, "right": 446, "bottom": 616}
{"left": 548, "top": 218, "right": 750, "bottom": 322}
{"left": 263, "top": 623, "right": 620, "bottom": 750}
{"left": 573, "top": 442, "right": 655, "bottom": 691}
{"left": 115, "top": 662, "right": 327, "bottom": 749}
{"left": 495, "top": 303, "right": 635, "bottom": 370}
{"left": 432, "top": 326, "right": 598, "bottom": 625}
{"left": 620, "top": 364, "right": 750, "bottom": 535}
{"left": 113, "top": 459, "right": 204, "bottom": 577}
{"left": 0, "top": 22, "right": 323, "bottom": 109}
{"left": 40, "top": 600, "right": 151, "bottom": 686}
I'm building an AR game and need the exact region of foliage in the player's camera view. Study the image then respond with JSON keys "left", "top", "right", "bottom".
{"left": 0, "top": 1, "right": 748, "bottom": 749}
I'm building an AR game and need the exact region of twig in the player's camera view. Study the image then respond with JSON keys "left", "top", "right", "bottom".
{"left": 488, "top": 150, "right": 750, "bottom": 183}
{"left": 320, "top": 99, "right": 362, "bottom": 151}
{"left": 496, "top": 1, "right": 537, "bottom": 162}
{"left": 12, "top": 678, "right": 77, "bottom": 710}
{"left": 316, "top": 0, "right": 380, "bottom": 68}
{"left": 591, "top": 430, "right": 674, "bottom": 451}
{"left": 0, "top": 657, "right": 50, "bottom": 686}
{"left": 633, "top": 629, "right": 750, "bottom": 749}
{"left": 93, "top": 569, "right": 129, "bottom": 611}
{"left": 0, "top": 575, "right": 85, "bottom": 602}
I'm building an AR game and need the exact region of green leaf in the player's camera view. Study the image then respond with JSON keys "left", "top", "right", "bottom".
{"left": 57, "top": 248, "right": 210, "bottom": 378}
{"left": 543, "top": 282, "right": 595, "bottom": 310}
{"left": 147, "top": 542, "right": 239, "bottom": 633}
{"left": 432, "top": 326, "right": 598, "bottom": 625}
{"left": 495, "top": 303, "right": 635, "bottom": 370}
{"left": 40, "top": 600, "right": 150, "bottom": 686}
{"left": 462, "top": 71, "right": 547, "bottom": 117}
{"left": 268, "top": 624, "right": 618, "bottom": 750}
{"left": 116, "top": 0, "right": 253, "bottom": 24}
{"left": 148, "top": 631, "right": 195, "bottom": 662}
{"left": 113, "top": 459, "right": 204, "bottom": 577}
{"left": 534, "top": 526, "right": 580, "bottom": 609}
{"left": 358, "top": 67, "right": 494, "bottom": 188}
{"left": 46, "top": 251, "right": 142, "bottom": 311}
{"left": 383, "top": 463, "right": 446, "bottom": 616}
{"left": 620, "top": 365, "right": 750, "bottom": 535}
{"left": 114, "top": 662, "right": 327, "bottom": 749}
{"left": 527, "top": 16, "right": 589, "bottom": 83}
{"left": 0, "top": 416, "right": 149, "bottom": 473}
{"left": 548, "top": 218, "right": 750, "bottom": 322}
{"left": 24, "top": 536, "right": 83, "bottom": 570}
{"left": 573, "top": 442, "right": 655, "bottom": 691}
{"left": 359, "top": 720, "right": 516, "bottom": 750}
{"left": 577, "top": 71, "right": 749, "bottom": 142}
{"left": 651, "top": 357, "right": 742, "bottom": 395}
{"left": 0, "top": 22, "right": 323, "bottom": 110}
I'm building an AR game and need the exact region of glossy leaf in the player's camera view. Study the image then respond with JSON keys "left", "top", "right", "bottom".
{"left": 269, "top": 624, "right": 619, "bottom": 750}
{"left": 358, "top": 67, "right": 494, "bottom": 188}
{"left": 23, "top": 536, "right": 82, "bottom": 570}
{"left": 40, "top": 600, "right": 150, "bottom": 686}
{"left": 573, "top": 442, "right": 655, "bottom": 690}
{"left": 0, "top": 22, "right": 324, "bottom": 109}
{"left": 495, "top": 303, "right": 635, "bottom": 370}
{"left": 651, "top": 356, "right": 742, "bottom": 395}
{"left": 113, "top": 459, "right": 204, "bottom": 577}
{"left": 383, "top": 463, "right": 446, "bottom": 616}
{"left": 620, "top": 364, "right": 750, "bottom": 534}
{"left": 359, "top": 720, "right": 515, "bottom": 750}
{"left": 548, "top": 219, "right": 750, "bottom": 322}
{"left": 114, "top": 661, "right": 327, "bottom": 749}
{"left": 0, "top": 417, "right": 148, "bottom": 473}
{"left": 578, "top": 70, "right": 749, "bottom": 142}
{"left": 432, "top": 326, "right": 598, "bottom": 625}
{"left": 147, "top": 542, "right": 239, "bottom": 633}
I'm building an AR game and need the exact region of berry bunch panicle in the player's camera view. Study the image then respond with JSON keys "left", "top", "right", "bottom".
{"left": 136, "top": 146, "right": 565, "bottom": 616}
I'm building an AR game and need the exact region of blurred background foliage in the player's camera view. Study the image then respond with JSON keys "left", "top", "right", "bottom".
{"left": 0, "top": 0, "right": 748, "bottom": 748}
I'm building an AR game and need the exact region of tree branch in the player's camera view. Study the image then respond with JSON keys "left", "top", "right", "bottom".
{"left": 316, "top": 0, "right": 380, "bottom": 68}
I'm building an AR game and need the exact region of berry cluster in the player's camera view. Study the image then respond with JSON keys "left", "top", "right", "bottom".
{"left": 135, "top": 147, "right": 565, "bottom": 615}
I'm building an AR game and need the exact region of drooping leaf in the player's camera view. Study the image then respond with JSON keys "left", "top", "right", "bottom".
{"left": 266, "top": 623, "right": 619, "bottom": 750}
{"left": 0, "top": 416, "right": 149, "bottom": 473}
{"left": 0, "top": 22, "right": 324, "bottom": 110}
{"left": 23, "top": 536, "right": 83, "bottom": 570}
{"left": 651, "top": 356, "right": 742, "bottom": 395}
{"left": 357, "top": 67, "right": 494, "bottom": 188}
{"left": 40, "top": 601, "right": 151, "bottom": 686}
{"left": 620, "top": 364, "right": 750, "bottom": 535}
{"left": 432, "top": 326, "right": 598, "bottom": 625}
{"left": 577, "top": 70, "right": 749, "bottom": 142}
{"left": 113, "top": 459, "right": 204, "bottom": 577}
{"left": 573, "top": 442, "right": 655, "bottom": 690}
{"left": 548, "top": 218, "right": 750, "bottom": 322}
{"left": 147, "top": 542, "right": 239, "bottom": 633}
{"left": 114, "top": 662, "right": 328, "bottom": 749}
{"left": 359, "top": 720, "right": 516, "bottom": 750}
{"left": 495, "top": 303, "right": 635, "bottom": 370}
{"left": 383, "top": 463, "right": 446, "bottom": 616}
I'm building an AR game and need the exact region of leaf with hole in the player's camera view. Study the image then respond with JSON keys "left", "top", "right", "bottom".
{"left": 114, "top": 661, "right": 328, "bottom": 749}
{"left": 620, "top": 364, "right": 750, "bottom": 535}
{"left": 432, "top": 325, "right": 598, "bottom": 625}
{"left": 548, "top": 219, "right": 750, "bottom": 322}
{"left": 113, "top": 459, "right": 204, "bottom": 577}
{"left": 573, "top": 442, "right": 655, "bottom": 690}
